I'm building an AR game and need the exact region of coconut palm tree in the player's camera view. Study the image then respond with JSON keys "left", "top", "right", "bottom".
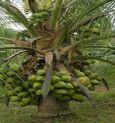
{"left": 0, "top": 0, "right": 115, "bottom": 116}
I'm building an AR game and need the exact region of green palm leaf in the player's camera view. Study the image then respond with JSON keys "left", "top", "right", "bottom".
{"left": 0, "top": 1, "right": 38, "bottom": 37}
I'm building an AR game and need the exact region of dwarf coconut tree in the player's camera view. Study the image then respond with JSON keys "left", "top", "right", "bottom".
{"left": 0, "top": 0, "right": 115, "bottom": 117}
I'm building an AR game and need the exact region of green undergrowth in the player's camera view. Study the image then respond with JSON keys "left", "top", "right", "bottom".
{"left": 0, "top": 90, "right": 114, "bottom": 123}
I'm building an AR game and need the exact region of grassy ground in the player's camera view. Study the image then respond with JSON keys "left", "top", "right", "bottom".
{"left": 0, "top": 87, "right": 114, "bottom": 123}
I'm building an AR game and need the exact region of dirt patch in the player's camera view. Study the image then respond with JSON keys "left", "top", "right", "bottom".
{"left": 96, "top": 86, "right": 108, "bottom": 92}
{"left": 95, "top": 86, "right": 115, "bottom": 92}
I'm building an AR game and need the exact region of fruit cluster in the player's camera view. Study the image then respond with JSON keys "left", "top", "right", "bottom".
{"left": 0, "top": 62, "right": 102, "bottom": 107}
{"left": 73, "top": 68, "right": 102, "bottom": 90}
{"left": 79, "top": 23, "right": 101, "bottom": 35}
{"left": 73, "top": 22, "right": 101, "bottom": 41}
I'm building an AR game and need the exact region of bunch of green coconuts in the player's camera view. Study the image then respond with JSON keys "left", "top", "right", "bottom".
{"left": 0, "top": 61, "right": 102, "bottom": 107}
{"left": 73, "top": 22, "right": 101, "bottom": 41}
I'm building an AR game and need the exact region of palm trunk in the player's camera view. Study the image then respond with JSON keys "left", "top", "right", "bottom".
{"left": 36, "top": 96, "right": 72, "bottom": 117}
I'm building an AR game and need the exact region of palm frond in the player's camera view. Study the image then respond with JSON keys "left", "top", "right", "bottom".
{"left": 3, "top": 50, "right": 28, "bottom": 63}
{"left": 0, "top": 46, "right": 41, "bottom": 54}
{"left": 70, "top": 0, "right": 113, "bottom": 27}
{"left": 83, "top": 56, "right": 115, "bottom": 65}
{"left": 61, "top": 0, "right": 114, "bottom": 33}
{"left": 0, "top": 37, "right": 29, "bottom": 47}
{"left": 0, "top": 1, "right": 38, "bottom": 37}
